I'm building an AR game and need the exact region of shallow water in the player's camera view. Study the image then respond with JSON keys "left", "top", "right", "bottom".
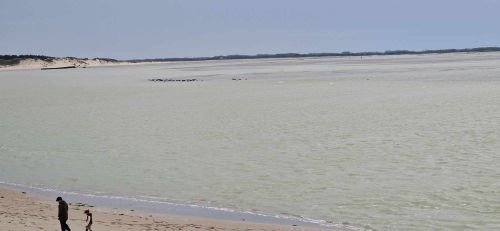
{"left": 1, "top": 54, "right": 500, "bottom": 230}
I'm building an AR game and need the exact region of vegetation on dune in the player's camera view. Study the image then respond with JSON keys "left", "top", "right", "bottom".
{"left": 0, "top": 58, "right": 21, "bottom": 66}
{"left": 0, "top": 55, "right": 119, "bottom": 67}
{"left": 0, "top": 55, "right": 54, "bottom": 66}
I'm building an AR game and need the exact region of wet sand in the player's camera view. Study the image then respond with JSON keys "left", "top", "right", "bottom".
{"left": 0, "top": 187, "right": 336, "bottom": 231}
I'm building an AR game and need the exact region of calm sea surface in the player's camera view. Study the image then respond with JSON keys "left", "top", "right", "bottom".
{"left": 1, "top": 54, "right": 499, "bottom": 230}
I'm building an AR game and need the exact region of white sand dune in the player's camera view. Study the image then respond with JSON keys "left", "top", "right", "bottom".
{"left": 0, "top": 57, "right": 130, "bottom": 71}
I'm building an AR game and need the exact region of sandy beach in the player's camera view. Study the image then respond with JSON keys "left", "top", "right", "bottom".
{"left": 0, "top": 187, "right": 336, "bottom": 231}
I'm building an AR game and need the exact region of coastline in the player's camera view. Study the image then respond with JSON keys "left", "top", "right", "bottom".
{"left": 2, "top": 51, "right": 500, "bottom": 72}
{"left": 0, "top": 185, "right": 346, "bottom": 231}
{"left": 3, "top": 51, "right": 498, "bottom": 230}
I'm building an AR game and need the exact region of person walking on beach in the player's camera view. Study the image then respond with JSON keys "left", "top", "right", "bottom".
{"left": 56, "top": 197, "right": 71, "bottom": 231}
{"left": 84, "top": 209, "right": 93, "bottom": 231}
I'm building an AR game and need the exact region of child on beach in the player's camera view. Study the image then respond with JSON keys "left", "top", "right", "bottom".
{"left": 84, "top": 209, "right": 93, "bottom": 231}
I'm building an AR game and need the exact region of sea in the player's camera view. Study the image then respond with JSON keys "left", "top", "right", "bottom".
{"left": 1, "top": 54, "right": 499, "bottom": 230}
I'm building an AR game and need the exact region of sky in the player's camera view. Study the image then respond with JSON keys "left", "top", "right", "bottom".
{"left": 1, "top": 0, "right": 499, "bottom": 59}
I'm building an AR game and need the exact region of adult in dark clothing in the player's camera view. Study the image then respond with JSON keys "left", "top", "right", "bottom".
{"left": 56, "top": 197, "right": 71, "bottom": 231}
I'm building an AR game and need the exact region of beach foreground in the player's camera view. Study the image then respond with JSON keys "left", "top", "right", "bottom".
{"left": 0, "top": 187, "right": 336, "bottom": 231}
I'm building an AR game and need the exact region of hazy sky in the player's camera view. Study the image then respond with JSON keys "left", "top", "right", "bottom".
{"left": 1, "top": 0, "right": 499, "bottom": 59}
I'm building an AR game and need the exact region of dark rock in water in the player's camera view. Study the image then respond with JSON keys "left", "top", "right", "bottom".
{"left": 232, "top": 77, "right": 247, "bottom": 81}
{"left": 21, "top": 192, "right": 26, "bottom": 194}
{"left": 148, "top": 78, "right": 201, "bottom": 82}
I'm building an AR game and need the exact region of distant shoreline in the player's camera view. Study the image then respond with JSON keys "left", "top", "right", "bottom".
{"left": 126, "top": 46, "right": 500, "bottom": 63}
{"left": 1, "top": 46, "right": 500, "bottom": 71}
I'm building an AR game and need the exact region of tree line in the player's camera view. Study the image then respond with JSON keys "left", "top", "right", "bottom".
{"left": 127, "top": 47, "right": 500, "bottom": 62}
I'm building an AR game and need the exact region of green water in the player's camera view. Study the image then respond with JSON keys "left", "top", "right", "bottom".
{"left": 1, "top": 54, "right": 500, "bottom": 230}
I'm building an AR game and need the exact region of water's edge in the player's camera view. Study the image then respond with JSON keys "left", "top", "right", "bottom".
{"left": 0, "top": 181, "right": 364, "bottom": 230}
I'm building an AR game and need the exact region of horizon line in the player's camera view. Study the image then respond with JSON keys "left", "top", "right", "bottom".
{"left": 2, "top": 46, "right": 500, "bottom": 63}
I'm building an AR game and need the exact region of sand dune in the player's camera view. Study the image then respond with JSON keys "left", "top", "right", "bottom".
{"left": 0, "top": 57, "right": 130, "bottom": 71}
